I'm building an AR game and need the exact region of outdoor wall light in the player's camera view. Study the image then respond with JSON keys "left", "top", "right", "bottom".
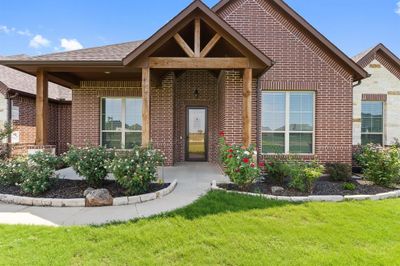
{"left": 194, "top": 89, "right": 199, "bottom": 99}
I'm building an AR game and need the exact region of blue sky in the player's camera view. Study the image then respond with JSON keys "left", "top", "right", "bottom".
{"left": 0, "top": 0, "right": 399, "bottom": 57}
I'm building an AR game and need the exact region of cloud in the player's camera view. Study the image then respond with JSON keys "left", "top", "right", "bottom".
{"left": 396, "top": 1, "right": 400, "bottom": 15}
{"left": 0, "top": 25, "right": 13, "bottom": 34}
{"left": 60, "top": 38, "right": 83, "bottom": 51}
{"left": 29, "top": 34, "right": 51, "bottom": 48}
{"left": 17, "top": 30, "right": 32, "bottom": 37}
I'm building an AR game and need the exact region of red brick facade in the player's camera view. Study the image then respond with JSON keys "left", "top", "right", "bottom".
{"left": 9, "top": 95, "right": 71, "bottom": 155}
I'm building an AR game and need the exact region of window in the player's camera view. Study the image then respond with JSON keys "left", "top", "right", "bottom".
{"left": 101, "top": 98, "right": 142, "bottom": 149}
{"left": 361, "top": 101, "right": 383, "bottom": 145}
{"left": 262, "top": 92, "right": 314, "bottom": 154}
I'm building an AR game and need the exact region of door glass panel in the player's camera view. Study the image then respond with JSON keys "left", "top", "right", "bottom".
{"left": 187, "top": 108, "right": 206, "bottom": 161}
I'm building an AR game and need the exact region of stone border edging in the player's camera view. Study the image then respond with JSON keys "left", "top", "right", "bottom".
{"left": 0, "top": 180, "right": 178, "bottom": 207}
{"left": 211, "top": 180, "right": 400, "bottom": 202}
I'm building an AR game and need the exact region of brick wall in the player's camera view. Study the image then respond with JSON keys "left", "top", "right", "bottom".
{"left": 9, "top": 95, "right": 71, "bottom": 155}
{"left": 174, "top": 70, "right": 219, "bottom": 163}
{"left": 217, "top": 0, "right": 354, "bottom": 163}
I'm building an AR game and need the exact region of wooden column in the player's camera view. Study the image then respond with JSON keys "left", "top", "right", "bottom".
{"left": 243, "top": 68, "right": 252, "bottom": 147}
{"left": 194, "top": 17, "right": 201, "bottom": 57}
{"left": 142, "top": 67, "right": 151, "bottom": 147}
{"left": 35, "top": 69, "right": 48, "bottom": 145}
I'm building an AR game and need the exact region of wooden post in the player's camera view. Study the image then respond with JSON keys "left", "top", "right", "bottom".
{"left": 194, "top": 17, "right": 201, "bottom": 57}
{"left": 35, "top": 69, "right": 48, "bottom": 145}
{"left": 243, "top": 68, "right": 252, "bottom": 147}
{"left": 142, "top": 67, "right": 150, "bottom": 147}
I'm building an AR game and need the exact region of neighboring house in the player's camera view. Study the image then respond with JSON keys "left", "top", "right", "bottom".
{"left": 352, "top": 44, "right": 400, "bottom": 146}
{"left": 0, "top": 64, "right": 71, "bottom": 155}
{"left": 0, "top": 0, "right": 368, "bottom": 165}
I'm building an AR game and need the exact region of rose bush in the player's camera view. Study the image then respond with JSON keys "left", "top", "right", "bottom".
{"left": 64, "top": 145, "right": 115, "bottom": 187}
{"left": 219, "top": 132, "right": 261, "bottom": 188}
{"left": 107, "top": 147, "right": 165, "bottom": 195}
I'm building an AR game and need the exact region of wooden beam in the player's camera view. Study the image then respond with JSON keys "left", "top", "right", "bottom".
{"left": 35, "top": 69, "right": 48, "bottom": 145}
{"left": 243, "top": 68, "right": 252, "bottom": 147}
{"left": 142, "top": 68, "right": 151, "bottom": 147}
{"left": 174, "top": 34, "right": 195, "bottom": 58}
{"left": 194, "top": 17, "right": 201, "bottom": 57}
{"left": 200, "top": 33, "right": 221, "bottom": 58}
{"left": 149, "top": 57, "right": 250, "bottom": 69}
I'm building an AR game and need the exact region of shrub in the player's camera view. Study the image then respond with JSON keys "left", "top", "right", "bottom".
{"left": 326, "top": 163, "right": 352, "bottom": 182}
{"left": 107, "top": 147, "right": 165, "bottom": 195}
{"left": 18, "top": 164, "right": 55, "bottom": 196}
{"left": 29, "top": 151, "right": 62, "bottom": 169}
{"left": 289, "top": 160, "right": 325, "bottom": 193}
{"left": 219, "top": 133, "right": 261, "bottom": 188}
{"left": 64, "top": 145, "right": 114, "bottom": 187}
{"left": 0, "top": 158, "right": 26, "bottom": 186}
{"left": 343, "top": 182, "right": 356, "bottom": 191}
{"left": 356, "top": 144, "right": 400, "bottom": 187}
{"left": 264, "top": 157, "right": 292, "bottom": 185}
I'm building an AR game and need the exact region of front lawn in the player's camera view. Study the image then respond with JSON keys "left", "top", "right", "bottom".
{"left": 1, "top": 191, "right": 400, "bottom": 265}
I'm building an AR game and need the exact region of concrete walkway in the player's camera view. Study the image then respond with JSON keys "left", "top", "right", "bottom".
{"left": 0, "top": 163, "right": 228, "bottom": 226}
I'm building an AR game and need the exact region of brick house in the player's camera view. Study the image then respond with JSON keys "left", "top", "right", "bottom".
{"left": 352, "top": 44, "right": 400, "bottom": 147}
{"left": 0, "top": 0, "right": 368, "bottom": 165}
{"left": 0, "top": 64, "right": 71, "bottom": 156}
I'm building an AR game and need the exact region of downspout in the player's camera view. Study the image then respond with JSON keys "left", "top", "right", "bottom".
{"left": 352, "top": 80, "right": 362, "bottom": 88}
{"left": 5, "top": 89, "right": 18, "bottom": 156}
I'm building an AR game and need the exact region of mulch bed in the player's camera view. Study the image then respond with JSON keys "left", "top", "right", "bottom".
{"left": 219, "top": 176, "right": 393, "bottom": 197}
{"left": 0, "top": 179, "right": 170, "bottom": 199}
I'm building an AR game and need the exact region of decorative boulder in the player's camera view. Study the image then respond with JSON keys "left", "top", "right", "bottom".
{"left": 83, "top": 187, "right": 95, "bottom": 197}
{"left": 85, "top": 189, "right": 113, "bottom": 207}
{"left": 271, "top": 186, "right": 285, "bottom": 193}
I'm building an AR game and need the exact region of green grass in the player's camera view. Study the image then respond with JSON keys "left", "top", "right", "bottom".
{"left": 1, "top": 191, "right": 400, "bottom": 265}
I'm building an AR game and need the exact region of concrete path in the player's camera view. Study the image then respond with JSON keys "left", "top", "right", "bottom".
{"left": 0, "top": 163, "right": 228, "bottom": 226}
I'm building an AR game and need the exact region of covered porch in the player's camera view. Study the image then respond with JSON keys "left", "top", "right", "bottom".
{"left": 0, "top": 1, "right": 272, "bottom": 164}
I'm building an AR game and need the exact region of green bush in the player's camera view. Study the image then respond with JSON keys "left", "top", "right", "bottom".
{"left": 29, "top": 151, "right": 62, "bottom": 169}
{"left": 343, "top": 182, "right": 356, "bottom": 191}
{"left": 18, "top": 165, "right": 54, "bottom": 196}
{"left": 264, "top": 157, "right": 292, "bottom": 185}
{"left": 64, "top": 145, "right": 114, "bottom": 187}
{"left": 219, "top": 133, "right": 261, "bottom": 188}
{"left": 0, "top": 158, "right": 26, "bottom": 186}
{"left": 326, "top": 163, "right": 352, "bottom": 182}
{"left": 107, "top": 147, "right": 165, "bottom": 195}
{"left": 289, "top": 160, "right": 325, "bottom": 193}
{"left": 356, "top": 144, "right": 400, "bottom": 187}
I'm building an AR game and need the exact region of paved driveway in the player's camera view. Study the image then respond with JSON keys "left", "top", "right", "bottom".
{"left": 0, "top": 163, "right": 228, "bottom": 226}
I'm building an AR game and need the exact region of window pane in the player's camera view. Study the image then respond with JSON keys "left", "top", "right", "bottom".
{"left": 361, "top": 102, "right": 383, "bottom": 133}
{"left": 126, "top": 98, "right": 142, "bottom": 131}
{"left": 102, "top": 132, "right": 122, "bottom": 149}
{"left": 125, "top": 132, "right": 142, "bottom": 149}
{"left": 262, "top": 133, "right": 285, "bottom": 153}
{"left": 361, "top": 134, "right": 383, "bottom": 146}
{"left": 262, "top": 92, "right": 285, "bottom": 131}
{"left": 290, "top": 93, "right": 313, "bottom": 132}
{"left": 102, "top": 98, "right": 122, "bottom": 131}
{"left": 289, "top": 133, "right": 312, "bottom": 154}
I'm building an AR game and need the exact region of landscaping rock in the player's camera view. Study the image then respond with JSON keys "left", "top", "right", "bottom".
{"left": 85, "top": 189, "right": 113, "bottom": 207}
{"left": 271, "top": 186, "right": 284, "bottom": 193}
{"left": 83, "top": 187, "right": 95, "bottom": 197}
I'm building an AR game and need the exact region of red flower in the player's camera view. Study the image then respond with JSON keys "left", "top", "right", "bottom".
{"left": 219, "top": 131, "right": 225, "bottom": 137}
{"left": 228, "top": 148, "right": 233, "bottom": 153}
{"left": 250, "top": 163, "right": 255, "bottom": 168}
{"left": 228, "top": 154, "right": 233, "bottom": 159}
{"left": 243, "top": 158, "right": 250, "bottom": 164}
{"left": 259, "top": 162, "right": 265, "bottom": 168}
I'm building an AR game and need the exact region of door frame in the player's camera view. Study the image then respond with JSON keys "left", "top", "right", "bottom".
{"left": 185, "top": 106, "right": 208, "bottom": 162}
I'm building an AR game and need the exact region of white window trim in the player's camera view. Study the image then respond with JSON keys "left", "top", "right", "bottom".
{"left": 361, "top": 100, "right": 385, "bottom": 145}
{"left": 100, "top": 97, "right": 142, "bottom": 149}
{"left": 261, "top": 91, "right": 315, "bottom": 155}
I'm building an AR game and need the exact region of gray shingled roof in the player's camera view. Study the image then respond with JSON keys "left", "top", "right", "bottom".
{"left": 0, "top": 65, "right": 71, "bottom": 101}
{"left": 29, "top": 41, "right": 143, "bottom": 62}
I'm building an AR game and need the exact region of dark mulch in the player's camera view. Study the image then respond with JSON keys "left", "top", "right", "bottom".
{"left": 0, "top": 179, "right": 170, "bottom": 199}
{"left": 219, "top": 176, "right": 393, "bottom": 197}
